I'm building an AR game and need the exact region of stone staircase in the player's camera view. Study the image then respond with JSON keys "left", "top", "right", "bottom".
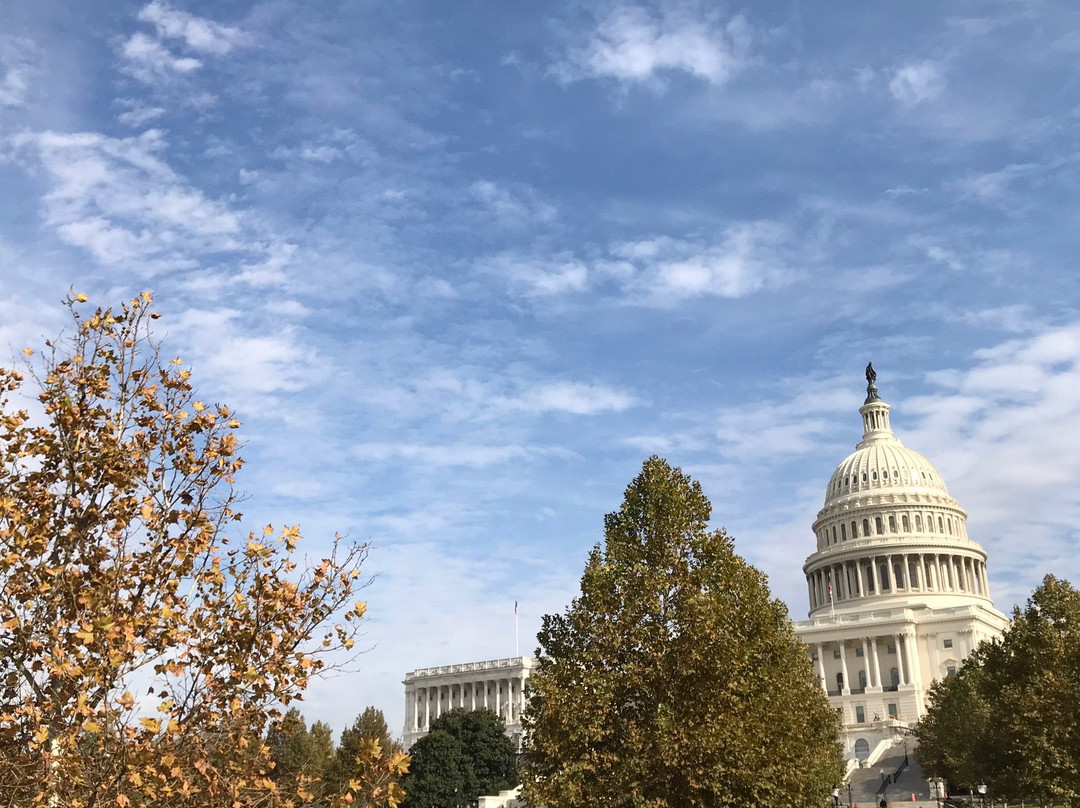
{"left": 846, "top": 752, "right": 932, "bottom": 808}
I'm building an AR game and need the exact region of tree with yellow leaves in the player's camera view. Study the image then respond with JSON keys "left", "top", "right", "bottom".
{"left": 0, "top": 292, "right": 408, "bottom": 807}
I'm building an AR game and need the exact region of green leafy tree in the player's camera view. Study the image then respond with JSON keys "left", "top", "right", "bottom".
{"left": 915, "top": 575, "right": 1080, "bottom": 805}
{"left": 402, "top": 708, "right": 518, "bottom": 808}
{"left": 521, "top": 456, "right": 843, "bottom": 808}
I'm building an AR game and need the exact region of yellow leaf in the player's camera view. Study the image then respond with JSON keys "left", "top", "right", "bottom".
{"left": 83, "top": 720, "right": 101, "bottom": 734}
{"left": 75, "top": 292, "right": 89, "bottom": 302}
{"left": 139, "top": 717, "right": 161, "bottom": 733}
{"left": 33, "top": 726, "right": 49, "bottom": 744}
{"left": 193, "top": 400, "right": 206, "bottom": 412}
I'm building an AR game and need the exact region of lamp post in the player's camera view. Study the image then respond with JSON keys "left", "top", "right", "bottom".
{"left": 977, "top": 782, "right": 987, "bottom": 808}
{"left": 832, "top": 783, "right": 840, "bottom": 808}
{"left": 903, "top": 738, "right": 908, "bottom": 765}
{"left": 847, "top": 781, "right": 853, "bottom": 808}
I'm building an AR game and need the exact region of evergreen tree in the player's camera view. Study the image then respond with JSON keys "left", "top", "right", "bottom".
{"left": 267, "top": 709, "right": 336, "bottom": 798}
{"left": 521, "top": 456, "right": 843, "bottom": 808}
{"left": 328, "top": 707, "right": 402, "bottom": 796}
{"left": 402, "top": 708, "right": 517, "bottom": 808}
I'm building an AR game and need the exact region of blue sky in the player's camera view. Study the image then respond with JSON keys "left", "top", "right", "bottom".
{"left": 3, "top": 0, "right": 1080, "bottom": 738}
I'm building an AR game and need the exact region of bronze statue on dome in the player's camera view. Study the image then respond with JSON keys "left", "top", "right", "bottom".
{"left": 865, "top": 362, "right": 876, "bottom": 386}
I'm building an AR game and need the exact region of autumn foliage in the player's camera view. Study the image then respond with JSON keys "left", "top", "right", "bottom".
{"left": 0, "top": 292, "right": 407, "bottom": 807}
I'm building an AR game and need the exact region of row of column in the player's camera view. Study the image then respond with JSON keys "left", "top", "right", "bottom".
{"left": 813, "top": 630, "right": 923, "bottom": 697}
{"left": 410, "top": 678, "right": 524, "bottom": 731}
{"left": 808, "top": 552, "right": 988, "bottom": 610}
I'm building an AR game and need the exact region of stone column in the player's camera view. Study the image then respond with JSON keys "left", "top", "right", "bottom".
{"left": 838, "top": 641, "right": 851, "bottom": 694}
{"left": 862, "top": 637, "right": 873, "bottom": 686}
{"left": 496, "top": 679, "right": 502, "bottom": 719}
{"left": 905, "top": 628, "right": 922, "bottom": 693}
{"left": 424, "top": 688, "right": 430, "bottom": 730}
{"left": 815, "top": 643, "right": 827, "bottom": 693}
{"left": 807, "top": 577, "right": 816, "bottom": 610}
{"left": 884, "top": 555, "right": 894, "bottom": 591}
{"left": 900, "top": 553, "right": 909, "bottom": 589}
{"left": 895, "top": 634, "right": 907, "bottom": 686}
{"left": 870, "top": 637, "right": 883, "bottom": 691}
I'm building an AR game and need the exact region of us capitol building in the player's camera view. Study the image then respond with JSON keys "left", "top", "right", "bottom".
{"left": 403, "top": 367, "right": 1009, "bottom": 769}
{"left": 793, "top": 367, "right": 1007, "bottom": 762}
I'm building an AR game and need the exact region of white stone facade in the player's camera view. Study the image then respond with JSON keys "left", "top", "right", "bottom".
{"left": 402, "top": 656, "right": 535, "bottom": 752}
{"left": 794, "top": 377, "right": 1008, "bottom": 764}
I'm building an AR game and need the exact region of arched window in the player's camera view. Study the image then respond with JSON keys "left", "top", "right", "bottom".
{"left": 841, "top": 523, "right": 847, "bottom": 540}
{"left": 875, "top": 516, "right": 883, "bottom": 535}
{"left": 880, "top": 565, "right": 890, "bottom": 590}
{"left": 938, "top": 516, "right": 944, "bottom": 533}
{"left": 832, "top": 526, "right": 837, "bottom": 542}
{"left": 865, "top": 566, "right": 875, "bottom": 592}
{"left": 888, "top": 515, "right": 897, "bottom": 532}
{"left": 893, "top": 562, "right": 904, "bottom": 587}
{"left": 863, "top": 518, "right": 871, "bottom": 536}
{"left": 854, "top": 738, "right": 870, "bottom": 759}
{"left": 858, "top": 670, "right": 867, "bottom": 689}
{"left": 902, "top": 514, "right": 910, "bottom": 531}
{"left": 909, "top": 560, "right": 919, "bottom": 587}
{"left": 947, "top": 518, "right": 953, "bottom": 535}
{"left": 836, "top": 672, "right": 844, "bottom": 692}
{"left": 914, "top": 514, "right": 922, "bottom": 531}
{"left": 891, "top": 668, "right": 900, "bottom": 686}
{"left": 872, "top": 470, "right": 877, "bottom": 481}
{"left": 852, "top": 521, "right": 858, "bottom": 538}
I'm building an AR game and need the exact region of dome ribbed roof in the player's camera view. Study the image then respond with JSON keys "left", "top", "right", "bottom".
{"left": 822, "top": 377, "right": 951, "bottom": 506}
{"left": 825, "top": 442, "right": 948, "bottom": 505}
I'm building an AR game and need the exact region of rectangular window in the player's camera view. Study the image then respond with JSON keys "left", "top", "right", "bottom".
{"left": 946, "top": 666, "right": 957, "bottom": 677}
{"left": 943, "top": 639, "right": 953, "bottom": 648}
{"left": 855, "top": 706, "right": 865, "bottom": 723}
{"left": 887, "top": 644, "right": 896, "bottom": 654}
{"left": 855, "top": 648, "right": 864, "bottom": 657}
{"left": 888, "top": 703, "right": 898, "bottom": 717}
{"left": 833, "top": 650, "right": 842, "bottom": 659}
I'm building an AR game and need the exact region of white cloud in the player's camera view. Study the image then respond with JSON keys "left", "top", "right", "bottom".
{"left": 137, "top": 1, "right": 248, "bottom": 55}
{"left": 611, "top": 222, "right": 794, "bottom": 303}
{"left": 555, "top": 5, "right": 750, "bottom": 87}
{"left": 507, "top": 381, "right": 638, "bottom": 415}
{"left": 119, "top": 3, "right": 247, "bottom": 85}
{"left": 353, "top": 442, "right": 551, "bottom": 468}
{"left": 889, "top": 61, "right": 945, "bottom": 106}
{"left": 954, "top": 163, "right": 1038, "bottom": 202}
{"left": 120, "top": 32, "right": 202, "bottom": 81}
{"left": 469, "top": 180, "right": 557, "bottom": 229}
{"left": 482, "top": 253, "right": 589, "bottom": 297}
{"left": 0, "top": 36, "right": 35, "bottom": 108}
{"left": 116, "top": 101, "right": 167, "bottom": 127}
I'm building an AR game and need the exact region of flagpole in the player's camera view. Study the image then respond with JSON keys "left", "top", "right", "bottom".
{"left": 514, "top": 601, "right": 519, "bottom": 657}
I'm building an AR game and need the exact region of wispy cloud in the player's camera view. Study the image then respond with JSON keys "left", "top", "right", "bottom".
{"left": 8, "top": 129, "right": 278, "bottom": 273}
{"left": 553, "top": 4, "right": 750, "bottom": 88}
{"left": 889, "top": 60, "right": 945, "bottom": 106}
{"left": 137, "top": 1, "right": 249, "bottom": 56}
{"left": 120, "top": 2, "right": 247, "bottom": 84}
{"left": 0, "top": 36, "right": 35, "bottom": 108}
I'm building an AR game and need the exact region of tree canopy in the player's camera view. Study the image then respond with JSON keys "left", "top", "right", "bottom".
{"left": 0, "top": 292, "right": 406, "bottom": 807}
{"left": 521, "top": 456, "right": 843, "bottom": 808}
{"left": 915, "top": 574, "right": 1080, "bottom": 805}
{"left": 402, "top": 708, "right": 518, "bottom": 808}
{"left": 327, "top": 707, "right": 403, "bottom": 797}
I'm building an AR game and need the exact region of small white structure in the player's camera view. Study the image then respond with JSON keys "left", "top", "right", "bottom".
{"left": 477, "top": 786, "right": 523, "bottom": 808}
{"left": 402, "top": 656, "right": 535, "bottom": 751}
{"left": 794, "top": 372, "right": 1008, "bottom": 764}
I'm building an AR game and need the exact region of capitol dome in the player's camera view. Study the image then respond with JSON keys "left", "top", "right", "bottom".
{"left": 803, "top": 369, "right": 989, "bottom": 616}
